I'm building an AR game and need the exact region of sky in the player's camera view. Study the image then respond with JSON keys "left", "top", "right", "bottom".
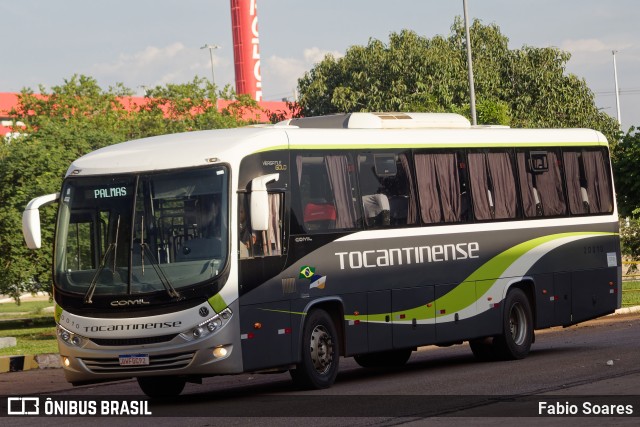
{"left": 2, "top": 0, "right": 639, "bottom": 130}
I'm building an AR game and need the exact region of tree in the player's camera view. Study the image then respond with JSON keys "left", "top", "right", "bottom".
{"left": 0, "top": 75, "right": 254, "bottom": 300}
{"left": 612, "top": 127, "right": 640, "bottom": 218}
{"left": 296, "top": 18, "right": 619, "bottom": 143}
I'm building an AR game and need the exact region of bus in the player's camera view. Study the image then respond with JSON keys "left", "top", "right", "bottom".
{"left": 22, "top": 112, "right": 621, "bottom": 397}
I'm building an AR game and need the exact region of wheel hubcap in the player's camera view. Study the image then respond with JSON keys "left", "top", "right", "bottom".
{"left": 309, "top": 325, "right": 333, "bottom": 375}
{"left": 509, "top": 303, "right": 528, "bottom": 346}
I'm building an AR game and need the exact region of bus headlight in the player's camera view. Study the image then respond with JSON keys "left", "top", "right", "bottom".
{"left": 180, "top": 308, "right": 233, "bottom": 342}
{"left": 57, "top": 325, "right": 87, "bottom": 348}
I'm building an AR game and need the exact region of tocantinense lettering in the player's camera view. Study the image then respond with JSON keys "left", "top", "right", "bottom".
{"left": 83, "top": 321, "right": 181, "bottom": 333}
{"left": 335, "top": 242, "right": 479, "bottom": 270}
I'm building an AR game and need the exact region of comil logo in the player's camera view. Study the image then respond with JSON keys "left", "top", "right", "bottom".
{"left": 7, "top": 397, "right": 39, "bottom": 415}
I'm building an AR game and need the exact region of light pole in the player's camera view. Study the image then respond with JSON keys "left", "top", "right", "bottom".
{"left": 612, "top": 50, "right": 621, "bottom": 128}
{"left": 201, "top": 44, "right": 221, "bottom": 86}
{"left": 463, "top": 0, "right": 477, "bottom": 126}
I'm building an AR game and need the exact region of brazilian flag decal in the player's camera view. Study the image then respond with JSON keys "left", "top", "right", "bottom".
{"left": 299, "top": 265, "right": 326, "bottom": 290}
{"left": 299, "top": 265, "right": 315, "bottom": 279}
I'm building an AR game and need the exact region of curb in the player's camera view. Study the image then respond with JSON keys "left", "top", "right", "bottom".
{"left": 0, "top": 353, "right": 61, "bottom": 373}
{"left": 611, "top": 305, "right": 640, "bottom": 315}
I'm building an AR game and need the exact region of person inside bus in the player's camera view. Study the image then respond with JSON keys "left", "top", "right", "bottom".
{"left": 239, "top": 200, "right": 256, "bottom": 258}
{"left": 201, "top": 195, "right": 221, "bottom": 238}
{"left": 177, "top": 196, "right": 221, "bottom": 261}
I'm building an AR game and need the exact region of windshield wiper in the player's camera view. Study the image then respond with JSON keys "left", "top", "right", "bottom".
{"left": 139, "top": 216, "right": 181, "bottom": 299}
{"left": 84, "top": 215, "right": 121, "bottom": 304}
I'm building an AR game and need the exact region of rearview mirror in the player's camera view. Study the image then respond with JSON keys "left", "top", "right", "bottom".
{"left": 250, "top": 174, "right": 279, "bottom": 231}
{"left": 22, "top": 193, "right": 59, "bottom": 249}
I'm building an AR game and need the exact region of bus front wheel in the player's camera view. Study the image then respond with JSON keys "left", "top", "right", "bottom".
{"left": 290, "top": 309, "right": 340, "bottom": 389}
{"left": 493, "top": 288, "right": 533, "bottom": 360}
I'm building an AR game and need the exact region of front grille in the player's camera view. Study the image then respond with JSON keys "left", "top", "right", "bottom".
{"left": 81, "top": 352, "right": 194, "bottom": 373}
{"left": 90, "top": 334, "right": 178, "bottom": 346}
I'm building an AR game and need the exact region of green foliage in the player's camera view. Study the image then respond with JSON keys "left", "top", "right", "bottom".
{"left": 620, "top": 218, "right": 640, "bottom": 265}
{"left": 612, "top": 127, "right": 640, "bottom": 218}
{"left": 296, "top": 18, "right": 619, "bottom": 142}
{"left": 0, "top": 75, "right": 255, "bottom": 300}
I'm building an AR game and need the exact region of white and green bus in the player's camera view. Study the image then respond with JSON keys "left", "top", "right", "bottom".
{"left": 23, "top": 112, "right": 621, "bottom": 397}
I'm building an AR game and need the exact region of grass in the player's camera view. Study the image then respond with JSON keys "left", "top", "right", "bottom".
{"left": 0, "top": 299, "right": 58, "bottom": 357}
{"left": 622, "top": 280, "right": 640, "bottom": 307}
{"left": 0, "top": 326, "right": 58, "bottom": 357}
{"left": 0, "top": 282, "right": 639, "bottom": 357}
{"left": 0, "top": 300, "right": 53, "bottom": 318}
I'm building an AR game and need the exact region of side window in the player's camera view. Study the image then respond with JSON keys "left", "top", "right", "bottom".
{"left": 414, "top": 152, "right": 467, "bottom": 224}
{"left": 239, "top": 192, "right": 283, "bottom": 258}
{"left": 356, "top": 152, "right": 418, "bottom": 227}
{"left": 297, "top": 154, "right": 358, "bottom": 232}
{"left": 563, "top": 149, "right": 613, "bottom": 215}
{"left": 517, "top": 150, "right": 566, "bottom": 217}
{"left": 468, "top": 150, "right": 518, "bottom": 220}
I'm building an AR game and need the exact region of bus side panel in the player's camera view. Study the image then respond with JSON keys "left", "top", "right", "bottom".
{"left": 554, "top": 272, "right": 573, "bottom": 326}
{"left": 341, "top": 292, "right": 368, "bottom": 356}
{"left": 434, "top": 282, "right": 477, "bottom": 343}
{"left": 475, "top": 279, "right": 503, "bottom": 337}
{"left": 367, "top": 290, "right": 392, "bottom": 353}
{"left": 239, "top": 301, "right": 292, "bottom": 371}
{"left": 392, "top": 286, "right": 435, "bottom": 349}
{"left": 571, "top": 267, "right": 619, "bottom": 324}
{"left": 533, "top": 273, "right": 556, "bottom": 329}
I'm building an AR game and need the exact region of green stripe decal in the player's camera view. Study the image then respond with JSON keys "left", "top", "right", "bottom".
{"left": 437, "top": 232, "right": 613, "bottom": 316}
{"left": 208, "top": 293, "right": 229, "bottom": 313}
{"left": 350, "top": 231, "right": 615, "bottom": 323}
{"left": 54, "top": 304, "right": 63, "bottom": 323}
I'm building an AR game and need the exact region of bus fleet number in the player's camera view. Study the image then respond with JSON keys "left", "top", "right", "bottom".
{"left": 584, "top": 245, "right": 604, "bottom": 255}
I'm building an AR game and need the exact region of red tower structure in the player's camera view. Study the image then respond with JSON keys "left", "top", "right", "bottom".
{"left": 230, "top": 0, "right": 262, "bottom": 101}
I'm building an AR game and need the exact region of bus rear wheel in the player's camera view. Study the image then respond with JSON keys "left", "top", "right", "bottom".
{"left": 493, "top": 288, "right": 533, "bottom": 360}
{"left": 137, "top": 376, "right": 186, "bottom": 398}
{"left": 354, "top": 349, "right": 413, "bottom": 368}
{"left": 290, "top": 309, "right": 340, "bottom": 389}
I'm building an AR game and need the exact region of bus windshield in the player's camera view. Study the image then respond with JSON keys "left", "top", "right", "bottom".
{"left": 54, "top": 166, "right": 229, "bottom": 298}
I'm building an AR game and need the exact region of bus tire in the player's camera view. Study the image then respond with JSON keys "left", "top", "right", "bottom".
{"left": 354, "top": 349, "right": 412, "bottom": 368}
{"left": 493, "top": 288, "right": 533, "bottom": 360}
{"left": 137, "top": 376, "right": 186, "bottom": 398}
{"left": 290, "top": 309, "right": 340, "bottom": 389}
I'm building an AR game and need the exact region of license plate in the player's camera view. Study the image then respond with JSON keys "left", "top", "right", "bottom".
{"left": 118, "top": 354, "right": 150, "bottom": 366}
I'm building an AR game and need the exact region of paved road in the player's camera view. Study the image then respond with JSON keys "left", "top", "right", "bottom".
{"left": 2, "top": 313, "right": 639, "bottom": 426}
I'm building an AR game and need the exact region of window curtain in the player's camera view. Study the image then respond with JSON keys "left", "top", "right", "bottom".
{"left": 399, "top": 154, "right": 418, "bottom": 224}
{"left": 325, "top": 155, "right": 357, "bottom": 229}
{"left": 415, "top": 153, "right": 461, "bottom": 223}
{"left": 582, "top": 150, "right": 612, "bottom": 213}
{"left": 536, "top": 152, "right": 566, "bottom": 216}
{"left": 468, "top": 153, "right": 491, "bottom": 220}
{"left": 563, "top": 151, "right": 585, "bottom": 214}
{"left": 487, "top": 152, "right": 517, "bottom": 219}
{"left": 468, "top": 152, "right": 516, "bottom": 220}
{"left": 517, "top": 152, "right": 538, "bottom": 217}
{"left": 517, "top": 151, "right": 565, "bottom": 217}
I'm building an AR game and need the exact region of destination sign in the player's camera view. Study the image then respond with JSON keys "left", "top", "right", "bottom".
{"left": 89, "top": 186, "right": 130, "bottom": 199}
